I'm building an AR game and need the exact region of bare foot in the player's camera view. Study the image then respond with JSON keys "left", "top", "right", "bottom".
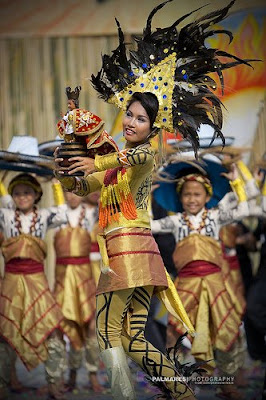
{"left": 216, "top": 384, "right": 244, "bottom": 400}
{"left": 234, "top": 368, "right": 248, "bottom": 388}
{"left": 89, "top": 372, "right": 105, "bottom": 393}
{"left": 10, "top": 368, "right": 30, "bottom": 392}
{"left": 48, "top": 383, "right": 66, "bottom": 400}
{"left": 36, "top": 385, "right": 48, "bottom": 395}
{"left": 65, "top": 369, "right": 77, "bottom": 392}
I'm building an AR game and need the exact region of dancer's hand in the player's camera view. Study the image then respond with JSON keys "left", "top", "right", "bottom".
{"left": 53, "top": 147, "right": 68, "bottom": 175}
{"left": 151, "top": 183, "right": 160, "bottom": 193}
{"left": 68, "top": 156, "right": 96, "bottom": 176}
{"left": 253, "top": 167, "right": 264, "bottom": 183}
{"left": 221, "top": 163, "right": 238, "bottom": 181}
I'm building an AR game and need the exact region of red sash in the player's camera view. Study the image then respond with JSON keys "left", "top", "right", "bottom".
{"left": 90, "top": 242, "right": 100, "bottom": 252}
{"left": 56, "top": 256, "right": 90, "bottom": 265}
{"left": 224, "top": 254, "right": 240, "bottom": 270}
{"left": 178, "top": 260, "right": 220, "bottom": 277}
{"left": 5, "top": 258, "right": 44, "bottom": 274}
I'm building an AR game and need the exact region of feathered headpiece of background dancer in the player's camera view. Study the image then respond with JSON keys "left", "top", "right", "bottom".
{"left": 91, "top": 0, "right": 257, "bottom": 157}
{"left": 200, "top": 145, "right": 251, "bottom": 165}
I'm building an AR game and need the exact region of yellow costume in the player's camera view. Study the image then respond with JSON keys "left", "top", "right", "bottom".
{"left": 220, "top": 224, "right": 246, "bottom": 318}
{"left": 170, "top": 235, "right": 242, "bottom": 372}
{"left": 58, "top": 144, "right": 194, "bottom": 334}
{"left": 89, "top": 221, "right": 101, "bottom": 285}
{"left": 53, "top": 202, "right": 102, "bottom": 385}
{"left": 54, "top": 225, "right": 96, "bottom": 349}
{"left": 56, "top": 0, "right": 255, "bottom": 396}
{"left": 57, "top": 144, "right": 195, "bottom": 399}
{"left": 0, "top": 176, "right": 67, "bottom": 395}
{"left": 151, "top": 175, "right": 249, "bottom": 377}
{"left": 0, "top": 235, "right": 63, "bottom": 370}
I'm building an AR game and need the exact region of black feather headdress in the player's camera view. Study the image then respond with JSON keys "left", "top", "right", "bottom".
{"left": 91, "top": 0, "right": 255, "bottom": 156}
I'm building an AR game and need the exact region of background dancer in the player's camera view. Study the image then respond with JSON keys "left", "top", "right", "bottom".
{"left": 151, "top": 160, "right": 250, "bottom": 400}
{"left": 53, "top": 191, "right": 104, "bottom": 393}
{"left": 0, "top": 174, "right": 67, "bottom": 400}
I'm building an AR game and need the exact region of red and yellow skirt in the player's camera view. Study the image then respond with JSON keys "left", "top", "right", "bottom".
{"left": 222, "top": 255, "right": 246, "bottom": 319}
{"left": 170, "top": 264, "right": 242, "bottom": 369}
{"left": 96, "top": 227, "right": 168, "bottom": 295}
{"left": 0, "top": 260, "right": 64, "bottom": 370}
{"left": 170, "top": 235, "right": 242, "bottom": 369}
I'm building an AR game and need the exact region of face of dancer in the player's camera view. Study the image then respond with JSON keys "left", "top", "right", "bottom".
{"left": 12, "top": 184, "right": 38, "bottom": 214}
{"left": 122, "top": 101, "right": 152, "bottom": 147}
{"left": 180, "top": 181, "right": 210, "bottom": 215}
{"left": 67, "top": 99, "right": 76, "bottom": 111}
{"left": 64, "top": 191, "right": 83, "bottom": 209}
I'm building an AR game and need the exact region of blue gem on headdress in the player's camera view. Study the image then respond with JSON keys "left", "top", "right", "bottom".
{"left": 152, "top": 77, "right": 156, "bottom": 81}
{"left": 120, "top": 97, "right": 124, "bottom": 101}
{"left": 163, "top": 118, "right": 167, "bottom": 122}
{"left": 142, "top": 63, "right": 147, "bottom": 68}
{"left": 164, "top": 107, "right": 168, "bottom": 111}
{"left": 129, "top": 71, "right": 134, "bottom": 76}
{"left": 183, "top": 74, "right": 188, "bottom": 80}
{"left": 164, "top": 82, "right": 168, "bottom": 86}
{"left": 158, "top": 77, "right": 162, "bottom": 81}
{"left": 129, "top": 90, "right": 132, "bottom": 94}
{"left": 163, "top": 95, "right": 167, "bottom": 99}
{"left": 140, "top": 83, "right": 145, "bottom": 88}
{"left": 154, "top": 85, "right": 158, "bottom": 90}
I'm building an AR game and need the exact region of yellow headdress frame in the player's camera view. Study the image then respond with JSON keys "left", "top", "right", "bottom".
{"left": 109, "top": 53, "right": 177, "bottom": 132}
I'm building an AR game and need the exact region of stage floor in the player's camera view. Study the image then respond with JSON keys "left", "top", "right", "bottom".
{"left": 5, "top": 356, "right": 265, "bottom": 400}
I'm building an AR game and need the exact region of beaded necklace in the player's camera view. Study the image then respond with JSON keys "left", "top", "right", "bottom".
{"left": 78, "top": 204, "right": 86, "bottom": 227}
{"left": 183, "top": 208, "right": 208, "bottom": 233}
{"left": 99, "top": 166, "right": 137, "bottom": 228}
{"left": 15, "top": 206, "right": 38, "bottom": 235}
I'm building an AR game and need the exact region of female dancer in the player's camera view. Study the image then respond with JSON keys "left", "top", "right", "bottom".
{"left": 55, "top": 91, "right": 196, "bottom": 400}
{"left": 55, "top": 2, "right": 255, "bottom": 397}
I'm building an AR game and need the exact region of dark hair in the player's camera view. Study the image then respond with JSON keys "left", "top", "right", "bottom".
{"left": 126, "top": 92, "right": 159, "bottom": 128}
{"left": 8, "top": 173, "right": 43, "bottom": 203}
